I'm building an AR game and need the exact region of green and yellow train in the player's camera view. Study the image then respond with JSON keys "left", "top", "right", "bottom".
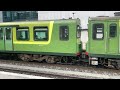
{"left": 1, "top": 16, "right": 120, "bottom": 69}
{"left": 0, "top": 19, "right": 84, "bottom": 64}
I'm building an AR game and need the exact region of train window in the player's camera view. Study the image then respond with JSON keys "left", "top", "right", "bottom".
{"left": 6, "top": 28, "right": 11, "bottom": 40}
{"left": 34, "top": 27, "right": 48, "bottom": 41}
{"left": 0, "top": 28, "right": 3, "bottom": 40}
{"left": 109, "top": 24, "right": 117, "bottom": 37}
{"left": 93, "top": 24, "right": 104, "bottom": 40}
{"left": 59, "top": 26, "right": 69, "bottom": 41}
{"left": 16, "top": 27, "right": 29, "bottom": 40}
{"left": 77, "top": 25, "right": 81, "bottom": 38}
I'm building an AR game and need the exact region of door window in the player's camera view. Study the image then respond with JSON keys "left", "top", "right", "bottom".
{"left": 59, "top": 26, "right": 69, "bottom": 41}
{"left": 0, "top": 28, "right": 3, "bottom": 40}
{"left": 93, "top": 24, "right": 104, "bottom": 40}
{"left": 109, "top": 24, "right": 117, "bottom": 37}
{"left": 6, "top": 28, "right": 11, "bottom": 40}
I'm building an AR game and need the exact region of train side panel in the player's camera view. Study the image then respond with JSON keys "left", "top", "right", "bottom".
{"left": 11, "top": 19, "right": 81, "bottom": 56}
{"left": 88, "top": 18, "right": 119, "bottom": 57}
{"left": 87, "top": 17, "right": 120, "bottom": 68}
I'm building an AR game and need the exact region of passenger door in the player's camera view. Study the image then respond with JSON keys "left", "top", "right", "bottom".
{"left": 89, "top": 22, "right": 107, "bottom": 54}
{"left": 0, "top": 27, "right": 13, "bottom": 51}
{"left": 5, "top": 27, "right": 13, "bottom": 51}
{"left": 0, "top": 28, "right": 5, "bottom": 50}
{"left": 107, "top": 22, "right": 118, "bottom": 54}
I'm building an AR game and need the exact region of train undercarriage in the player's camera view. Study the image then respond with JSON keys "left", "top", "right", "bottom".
{"left": 0, "top": 53, "right": 120, "bottom": 70}
{"left": 17, "top": 54, "right": 78, "bottom": 64}
{"left": 89, "top": 57, "right": 120, "bottom": 69}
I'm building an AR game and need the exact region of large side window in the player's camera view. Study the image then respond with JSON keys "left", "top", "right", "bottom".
{"left": 0, "top": 28, "right": 3, "bottom": 40}
{"left": 93, "top": 24, "right": 104, "bottom": 40}
{"left": 16, "top": 27, "right": 29, "bottom": 40}
{"left": 109, "top": 24, "right": 117, "bottom": 37}
{"left": 34, "top": 27, "right": 48, "bottom": 41}
{"left": 59, "top": 26, "right": 69, "bottom": 41}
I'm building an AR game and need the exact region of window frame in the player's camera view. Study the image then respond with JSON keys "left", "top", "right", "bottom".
{"left": 92, "top": 23, "right": 104, "bottom": 40}
{"left": 59, "top": 25, "right": 69, "bottom": 41}
{"left": 16, "top": 27, "right": 30, "bottom": 41}
{"left": 0, "top": 28, "right": 3, "bottom": 40}
{"left": 76, "top": 25, "right": 81, "bottom": 38}
{"left": 109, "top": 23, "right": 117, "bottom": 38}
{"left": 33, "top": 26, "right": 49, "bottom": 41}
{"left": 5, "top": 27, "right": 12, "bottom": 40}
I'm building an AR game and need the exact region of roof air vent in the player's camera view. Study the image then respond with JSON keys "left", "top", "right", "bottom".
{"left": 114, "top": 12, "right": 120, "bottom": 16}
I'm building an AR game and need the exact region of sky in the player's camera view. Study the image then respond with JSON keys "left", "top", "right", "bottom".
{"left": 38, "top": 11, "right": 119, "bottom": 29}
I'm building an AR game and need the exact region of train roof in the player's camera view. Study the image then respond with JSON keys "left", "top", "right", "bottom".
{"left": 0, "top": 19, "right": 80, "bottom": 26}
{"left": 89, "top": 16, "right": 120, "bottom": 21}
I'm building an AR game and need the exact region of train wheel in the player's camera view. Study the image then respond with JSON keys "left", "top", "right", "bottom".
{"left": 61, "top": 56, "right": 69, "bottom": 63}
{"left": 18, "top": 54, "right": 33, "bottom": 62}
{"left": 113, "top": 62, "right": 120, "bottom": 70}
{"left": 46, "top": 56, "right": 57, "bottom": 64}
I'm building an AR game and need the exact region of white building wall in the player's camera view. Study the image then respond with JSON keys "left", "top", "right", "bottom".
{"left": 38, "top": 11, "right": 119, "bottom": 29}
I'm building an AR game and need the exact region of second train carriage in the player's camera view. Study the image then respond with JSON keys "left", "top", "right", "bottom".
{"left": 87, "top": 16, "right": 120, "bottom": 69}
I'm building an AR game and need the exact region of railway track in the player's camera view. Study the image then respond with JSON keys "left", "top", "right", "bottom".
{"left": 0, "top": 67, "right": 78, "bottom": 79}
{"left": 0, "top": 59, "right": 84, "bottom": 79}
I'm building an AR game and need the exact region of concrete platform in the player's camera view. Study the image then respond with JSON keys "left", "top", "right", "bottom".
{"left": 0, "top": 71, "right": 53, "bottom": 79}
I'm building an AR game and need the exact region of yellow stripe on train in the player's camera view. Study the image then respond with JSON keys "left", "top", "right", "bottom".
{"left": 13, "top": 21, "right": 54, "bottom": 45}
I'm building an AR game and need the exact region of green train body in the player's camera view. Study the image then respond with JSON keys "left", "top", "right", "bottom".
{"left": 87, "top": 16, "right": 120, "bottom": 69}
{"left": 0, "top": 19, "right": 84, "bottom": 63}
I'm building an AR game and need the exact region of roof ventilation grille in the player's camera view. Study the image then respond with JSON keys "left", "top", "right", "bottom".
{"left": 114, "top": 12, "right": 120, "bottom": 16}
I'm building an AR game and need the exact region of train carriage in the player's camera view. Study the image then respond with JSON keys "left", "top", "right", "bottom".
{"left": 0, "top": 19, "right": 82, "bottom": 63}
{"left": 87, "top": 16, "right": 120, "bottom": 69}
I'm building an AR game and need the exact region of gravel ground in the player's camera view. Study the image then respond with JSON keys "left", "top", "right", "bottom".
{"left": 0, "top": 60, "right": 120, "bottom": 79}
